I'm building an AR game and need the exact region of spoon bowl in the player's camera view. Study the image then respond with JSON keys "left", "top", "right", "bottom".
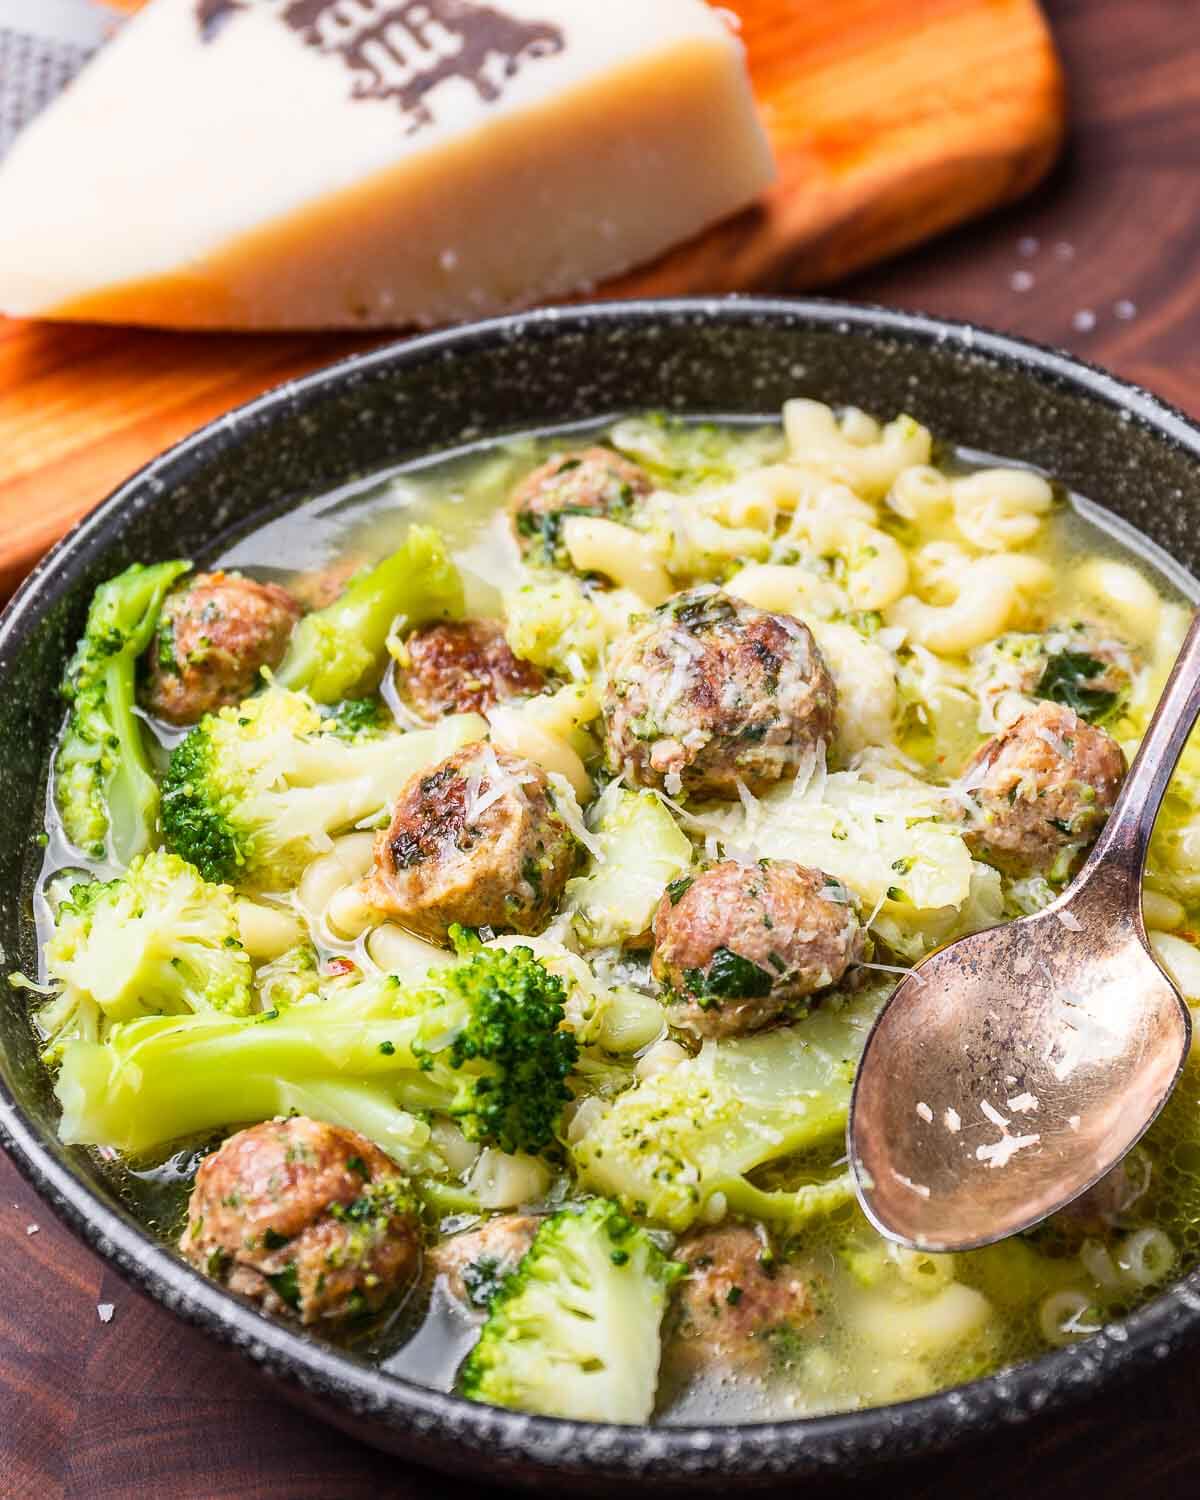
{"left": 850, "top": 888, "right": 1191, "bottom": 1250}
{"left": 851, "top": 609, "right": 1200, "bottom": 1251}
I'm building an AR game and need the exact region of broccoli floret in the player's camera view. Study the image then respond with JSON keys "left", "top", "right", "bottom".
{"left": 160, "top": 682, "right": 484, "bottom": 888}
{"left": 33, "top": 849, "right": 252, "bottom": 1061}
{"left": 276, "top": 526, "right": 464, "bottom": 702}
{"left": 322, "top": 696, "right": 390, "bottom": 740}
{"left": 54, "top": 941, "right": 579, "bottom": 1162}
{"left": 459, "top": 1198, "right": 682, "bottom": 1423}
{"left": 407, "top": 936, "right": 579, "bottom": 1153}
{"left": 571, "top": 982, "right": 892, "bottom": 1231}
{"left": 54, "top": 559, "right": 190, "bottom": 862}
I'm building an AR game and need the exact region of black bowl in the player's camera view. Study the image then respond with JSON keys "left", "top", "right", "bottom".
{"left": 4, "top": 298, "right": 1200, "bottom": 1493}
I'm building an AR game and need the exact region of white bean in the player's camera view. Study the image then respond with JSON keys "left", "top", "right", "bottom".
{"left": 368, "top": 923, "right": 453, "bottom": 979}
{"left": 1149, "top": 931, "right": 1200, "bottom": 1002}
{"left": 488, "top": 704, "right": 592, "bottom": 802}
{"left": 235, "top": 900, "right": 304, "bottom": 961}
{"left": 1143, "top": 888, "right": 1185, "bottom": 931}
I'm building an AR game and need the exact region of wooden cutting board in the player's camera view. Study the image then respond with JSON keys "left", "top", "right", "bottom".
{"left": 0, "top": 0, "right": 1064, "bottom": 597}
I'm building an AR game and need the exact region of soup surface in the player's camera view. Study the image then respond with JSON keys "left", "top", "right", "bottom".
{"left": 21, "top": 400, "right": 1200, "bottom": 1426}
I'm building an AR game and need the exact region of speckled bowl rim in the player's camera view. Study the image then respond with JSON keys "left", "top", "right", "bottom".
{"left": 4, "top": 297, "right": 1200, "bottom": 1488}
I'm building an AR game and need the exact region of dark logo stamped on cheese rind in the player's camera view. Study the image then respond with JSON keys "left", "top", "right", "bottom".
{"left": 196, "top": 2, "right": 566, "bottom": 134}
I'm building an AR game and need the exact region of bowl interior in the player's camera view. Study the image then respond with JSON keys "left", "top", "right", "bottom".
{"left": 4, "top": 299, "right": 1200, "bottom": 1488}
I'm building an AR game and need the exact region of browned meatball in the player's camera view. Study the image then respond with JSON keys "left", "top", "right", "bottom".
{"left": 430, "top": 1213, "right": 540, "bottom": 1309}
{"left": 1057, "top": 1150, "right": 1152, "bottom": 1236}
{"left": 969, "top": 624, "right": 1137, "bottom": 731}
{"left": 510, "top": 447, "right": 652, "bottom": 566}
{"left": 361, "top": 743, "right": 577, "bottom": 941}
{"left": 652, "top": 860, "right": 863, "bottom": 1038}
{"left": 287, "top": 555, "right": 365, "bottom": 613}
{"left": 603, "top": 590, "right": 837, "bottom": 800}
{"left": 397, "top": 619, "right": 545, "bottom": 721}
{"left": 143, "top": 571, "right": 301, "bottom": 725}
{"left": 180, "top": 1117, "right": 420, "bottom": 1328}
{"left": 961, "top": 701, "right": 1126, "bottom": 877}
{"left": 667, "top": 1224, "right": 820, "bottom": 1375}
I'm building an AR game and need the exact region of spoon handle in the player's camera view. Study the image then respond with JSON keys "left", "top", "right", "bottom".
{"left": 1078, "top": 608, "right": 1200, "bottom": 894}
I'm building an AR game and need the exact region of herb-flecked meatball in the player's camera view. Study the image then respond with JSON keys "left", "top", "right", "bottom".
{"left": 603, "top": 590, "right": 837, "bottom": 800}
{"left": 181, "top": 1117, "right": 420, "bottom": 1328}
{"left": 143, "top": 571, "right": 301, "bottom": 725}
{"left": 652, "top": 859, "right": 863, "bottom": 1038}
{"left": 397, "top": 619, "right": 545, "bottom": 721}
{"left": 362, "top": 743, "right": 577, "bottom": 942}
{"left": 969, "top": 624, "right": 1136, "bottom": 732}
{"left": 430, "top": 1213, "right": 540, "bottom": 1309}
{"left": 667, "top": 1224, "right": 821, "bottom": 1375}
{"left": 510, "top": 447, "right": 652, "bottom": 566}
{"left": 961, "top": 701, "right": 1126, "bottom": 877}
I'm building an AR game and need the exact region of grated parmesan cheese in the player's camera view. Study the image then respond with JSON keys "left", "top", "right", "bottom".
{"left": 1007, "top": 1092, "right": 1039, "bottom": 1113}
{"left": 943, "top": 1108, "right": 961, "bottom": 1133}
{"left": 976, "top": 1131, "right": 1041, "bottom": 1169}
{"left": 916, "top": 1102, "right": 933, "bottom": 1124}
{"left": 1055, "top": 909, "right": 1083, "bottom": 932}
{"left": 892, "top": 1171, "right": 931, "bottom": 1199}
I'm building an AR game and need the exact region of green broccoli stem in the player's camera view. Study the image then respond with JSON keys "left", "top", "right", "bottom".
{"left": 276, "top": 525, "right": 464, "bottom": 702}
{"left": 56, "top": 1010, "right": 441, "bottom": 1149}
{"left": 718, "top": 1171, "right": 857, "bottom": 1230}
{"left": 56, "top": 560, "right": 190, "bottom": 863}
{"left": 55, "top": 1014, "right": 447, "bottom": 1166}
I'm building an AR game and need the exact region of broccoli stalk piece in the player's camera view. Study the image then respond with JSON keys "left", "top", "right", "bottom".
{"left": 55, "top": 941, "right": 579, "bottom": 1161}
{"left": 33, "top": 850, "right": 252, "bottom": 1062}
{"left": 571, "top": 980, "right": 893, "bottom": 1231}
{"left": 160, "top": 682, "right": 484, "bottom": 888}
{"left": 276, "top": 525, "right": 464, "bottom": 702}
{"left": 54, "top": 559, "right": 190, "bottom": 862}
{"left": 459, "top": 1198, "right": 682, "bottom": 1423}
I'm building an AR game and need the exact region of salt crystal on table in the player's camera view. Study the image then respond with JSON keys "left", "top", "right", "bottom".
{"left": 25, "top": 1223, "right": 38, "bottom": 1236}
{"left": 1017, "top": 235, "right": 1040, "bottom": 257}
{"left": 1114, "top": 299, "right": 1138, "bottom": 320}
{"left": 1010, "top": 270, "right": 1035, "bottom": 292}
{"left": 1073, "top": 309, "right": 1097, "bottom": 332}
{"left": 97, "top": 1303, "right": 114, "bottom": 1324}
{"left": 1055, "top": 241, "right": 1076, "bottom": 260}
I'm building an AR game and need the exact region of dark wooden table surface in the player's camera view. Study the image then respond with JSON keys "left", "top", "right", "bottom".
{"left": 3, "top": 0, "right": 1199, "bottom": 1494}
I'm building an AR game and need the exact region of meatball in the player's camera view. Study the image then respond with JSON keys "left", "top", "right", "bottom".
{"left": 143, "top": 570, "right": 301, "bottom": 725}
{"left": 603, "top": 590, "right": 837, "bottom": 800}
{"left": 653, "top": 860, "right": 863, "bottom": 1038}
{"left": 667, "top": 1224, "right": 820, "bottom": 1375}
{"left": 969, "top": 624, "right": 1136, "bottom": 732}
{"left": 180, "top": 1117, "right": 420, "bottom": 1328}
{"left": 1057, "top": 1150, "right": 1152, "bottom": 1236}
{"left": 362, "top": 743, "right": 577, "bottom": 941}
{"left": 961, "top": 701, "right": 1126, "bottom": 877}
{"left": 510, "top": 447, "right": 652, "bottom": 565}
{"left": 287, "top": 554, "right": 365, "bottom": 613}
{"left": 430, "top": 1213, "right": 540, "bottom": 1309}
{"left": 397, "top": 619, "right": 545, "bottom": 720}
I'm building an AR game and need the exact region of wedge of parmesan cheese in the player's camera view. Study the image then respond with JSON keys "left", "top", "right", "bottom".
{"left": 0, "top": 0, "right": 774, "bottom": 330}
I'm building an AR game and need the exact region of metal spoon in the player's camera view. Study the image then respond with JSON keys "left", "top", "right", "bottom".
{"left": 849, "top": 612, "right": 1200, "bottom": 1251}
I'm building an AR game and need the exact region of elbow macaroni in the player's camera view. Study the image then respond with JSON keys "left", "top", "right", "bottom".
{"left": 783, "top": 400, "right": 933, "bottom": 500}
